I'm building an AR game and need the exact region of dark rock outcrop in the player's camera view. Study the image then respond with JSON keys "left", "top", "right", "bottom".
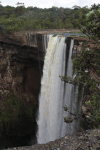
{"left": 0, "top": 41, "right": 44, "bottom": 106}
{"left": 0, "top": 32, "right": 46, "bottom": 139}
{"left": 4, "top": 129, "right": 100, "bottom": 150}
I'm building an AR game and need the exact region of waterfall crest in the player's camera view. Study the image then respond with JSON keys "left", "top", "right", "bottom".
{"left": 37, "top": 35, "right": 82, "bottom": 144}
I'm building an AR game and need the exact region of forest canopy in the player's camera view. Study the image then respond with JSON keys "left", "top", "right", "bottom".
{"left": 0, "top": 4, "right": 90, "bottom": 33}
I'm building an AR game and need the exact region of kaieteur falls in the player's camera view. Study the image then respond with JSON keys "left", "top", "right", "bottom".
{"left": 36, "top": 34, "right": 82, "bottom": 144}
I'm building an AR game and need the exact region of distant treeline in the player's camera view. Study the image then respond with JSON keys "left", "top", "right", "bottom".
{"left": 0, "top": 5, "right": 90, "bottom": 33}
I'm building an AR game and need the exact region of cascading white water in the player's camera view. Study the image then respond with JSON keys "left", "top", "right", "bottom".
{"left": 43, "top": 34, "right": 50, "bottom": 52}
{"left": 61, "top": 39, "right": 82, "bottom": 136}
{"left": 37, "top": 35, "right": 82, "bottom": 144}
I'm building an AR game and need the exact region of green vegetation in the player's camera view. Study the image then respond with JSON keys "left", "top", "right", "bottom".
{"left": 0, "top": 4, "right": 90, "bottom": 33}
{"left": 78, "top": 34, "right": 87, "bottom": 38}
{"left": 60, "top": 3, "right": 100, "bottom": 129}
{"left": 70, "top": 35, "right": 77, "bottom": 36}
{"left": 0, "top": 88, "right": 36, "bottom": 137}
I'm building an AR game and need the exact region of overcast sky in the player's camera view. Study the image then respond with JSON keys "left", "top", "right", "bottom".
{"left": 0, "top": 0, "right": 100, "bottom": 9}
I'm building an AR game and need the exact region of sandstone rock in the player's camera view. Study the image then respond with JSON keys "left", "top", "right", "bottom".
{"left": 0, "top": 41, "right": 44, "bottom": 107}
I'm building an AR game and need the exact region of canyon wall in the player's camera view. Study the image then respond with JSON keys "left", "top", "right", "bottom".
{"left": 0, "top": 32, "right": 96, "bottom": 138}
{"left": 0, "top": 32, "right": 46, "bottom": 108}
{"left": 0, "top": 32, "right": 94, "bottom": 118}
{"left": 0, "top": 32, "right": 49, "bottom": 139}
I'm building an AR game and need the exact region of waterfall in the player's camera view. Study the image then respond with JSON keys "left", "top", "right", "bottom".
{"left": 42, "top": 34, "right": 50, "bottom": 52}
{"left": 37, "top": 35, "right": 82, "bottom": 144}
{"left": 61, "top": 40, "right": 82, "bottom": 136}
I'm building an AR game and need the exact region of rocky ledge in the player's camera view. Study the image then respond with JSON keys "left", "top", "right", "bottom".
{"left": 3, "top": 129, "right": 100, "bottom": 150}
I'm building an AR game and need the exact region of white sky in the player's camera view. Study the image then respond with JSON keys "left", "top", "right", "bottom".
{"left": 0, "top": 0, "right": 100, "bottom": 8}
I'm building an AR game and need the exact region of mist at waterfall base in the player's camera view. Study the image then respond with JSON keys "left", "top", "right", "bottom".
{"left": 36, "top": 34, "right": 82, "bottom": 144}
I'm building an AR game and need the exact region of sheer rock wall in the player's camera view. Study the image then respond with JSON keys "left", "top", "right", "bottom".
{"left": 0, "top": 32, "right": 45, "bottom": 108}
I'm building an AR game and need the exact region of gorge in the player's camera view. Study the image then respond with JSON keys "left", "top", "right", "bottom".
{"left": 0, "top": 30, "right": 97, "bottom": 149}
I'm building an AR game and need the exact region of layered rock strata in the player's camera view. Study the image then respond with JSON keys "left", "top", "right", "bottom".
{"left": 0, "top": 41, "right": 44, "bottom": 106}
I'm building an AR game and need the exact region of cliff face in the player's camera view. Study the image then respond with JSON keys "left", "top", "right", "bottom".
{"left": 0, "top": 33, "right": 46, "bottom": 108}
{"left": 0, "top": 32, "right": 44, "bottom": 49}
{"left": 0, "top": 32, "right": 48, "bottom": 139}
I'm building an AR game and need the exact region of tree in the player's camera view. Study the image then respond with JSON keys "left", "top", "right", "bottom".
{"left": 0, "top": 1, "right": 2, "bottom": 6}
{"left": 72, "top": 5, "right": 81, "bottom": 9}
{"left": 16, "top": 2, "right": 25, "bottom": 7}
{"left": 82, "top": 4, "right": 100, "bottom": 41}
{"left": 60, "top": 3, "right": 100, "bottom": 129}
{"left": 14, "top": 2, "right": 25, "bottom": 17}
{"left": 0, "top": 5, "right": 89, "bottom": 32}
